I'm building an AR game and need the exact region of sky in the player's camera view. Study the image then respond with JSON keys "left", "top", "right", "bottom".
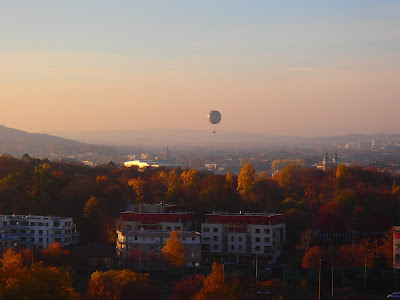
{"left": 0, "top": 1, "right": 399, "bottom": 137}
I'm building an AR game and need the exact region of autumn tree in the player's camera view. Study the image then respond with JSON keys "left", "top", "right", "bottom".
{"left": 166, "top": 170, "right": 181, "bottom": 202}
{"left": 171, "top": 274, "right": 206, "bottom": 300}
{"left": 194, "top": 263, "right": 228, "bottom": 300}
{"left": 301, "top": 246, "right": 335, "bottom": 268}
{"left": 225, "top": 172, "right": 233, "bottom": 189}
{"left": 237, "top": 162, "right": 256, "bottom": 201}
{"left": 128, "top": 176, "right": 146, "bottom": 203}
{"left": 41, "top": 242, "right": 70, "bottom": 266}
{"left": 87, "top": 269, "right": 161, "bottom": 300}
{"left": 297, "top": 228, "right": 315, "bottom": 252}
{"left": 0, "top": 249, "right": 77, "bottom": 299}
{"left": 162, "top": 230, "right": 186, "bottom": 267}
{"left": 335, "top": 163, "right": 347, "bottom": 190}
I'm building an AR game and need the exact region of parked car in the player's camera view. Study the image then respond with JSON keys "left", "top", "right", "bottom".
{"left": 388, "top": 292, "right": 400, "bottom": 298}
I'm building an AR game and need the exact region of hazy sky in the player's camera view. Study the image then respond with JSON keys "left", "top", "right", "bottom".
{"left": 1, "top": 1, "right": 399, "bottom": 137}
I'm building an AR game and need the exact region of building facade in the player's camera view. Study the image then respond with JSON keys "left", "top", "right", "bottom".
{"left": 0, "top": 215, "right": 79, "bottom": 251}
{"left": 116, "top": 229, "right": 201, "bottom": 267}
{"left": 201, "top": 212, "right": 285, "bottom": 264}
{"left": 116, "top": 203, "right": 201, "bottom": 267}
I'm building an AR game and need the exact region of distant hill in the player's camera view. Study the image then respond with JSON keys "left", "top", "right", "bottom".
{"left": 0, "top": 125, "right": 122, "bottom": 160}
{"left": 50, "top": 128, "right": 400, "bottom": 150}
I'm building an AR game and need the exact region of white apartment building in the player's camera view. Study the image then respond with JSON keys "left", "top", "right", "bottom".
{"left": 201, "top": 212, "right": 285, "bottom": 264}
{"left": 116, "top": 203, "right": 200, "bottom": 267}
{"left": 116, "top": 229, "right": 201, "bottom": 267}
{"left": 0, "top": 215, "right": 79, "bottom": 251}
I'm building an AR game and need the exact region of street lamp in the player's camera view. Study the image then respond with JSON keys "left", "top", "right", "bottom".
{"left": 364, "top": 249, "right": 370, "bottom": 296}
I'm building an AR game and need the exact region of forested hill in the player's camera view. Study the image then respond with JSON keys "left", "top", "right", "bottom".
{"left": 0, "top": 125, "right": 121, "bottom": 160}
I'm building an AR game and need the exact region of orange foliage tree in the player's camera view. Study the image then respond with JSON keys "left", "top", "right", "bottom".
{"left": 171, "top": 274, "right": 206, "bottom": 300}
{"left": 162, "top": 230, "right": 186, "bottom": 267}
{"left": 194, "top": 263, "right": 228, "bottom": 300}
{"left": 87, "top": 269, "right": 161, "bottom": 300}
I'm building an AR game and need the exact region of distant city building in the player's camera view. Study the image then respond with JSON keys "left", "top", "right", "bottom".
{"left": 316, "top": 152, "right": 340, "bottom": 170}
{"left": 116, "top": 203, "right": 200, "bottom": 267}
{"left": 200, "top": 212, "right": 285, "bottom": 264}
{"left": 0, "top": 215, "right": 79, "bottom": 251}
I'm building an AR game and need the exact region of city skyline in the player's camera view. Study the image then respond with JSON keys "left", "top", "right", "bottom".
{"left": 1, "top": 1, "right": 399, "bottom": 137}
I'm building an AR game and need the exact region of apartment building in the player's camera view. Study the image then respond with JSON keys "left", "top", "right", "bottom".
{"left": 0, "top": 215, "right": 79, "bottom": 251}
{"left": 117, "top": 203, "right": 195, "bottom": 232}
{"left": 201, "top": 212, "right": 285, "bottom": 264}
{"left": 116, "top": 203, "right": 200, "bottom": 267}
{"left": 116, "top": 230, "right": 201, "bottom": 267}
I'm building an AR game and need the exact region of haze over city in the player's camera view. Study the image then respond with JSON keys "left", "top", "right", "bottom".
{"left": 1, "top": 1, "right": 399, "bottom": 137}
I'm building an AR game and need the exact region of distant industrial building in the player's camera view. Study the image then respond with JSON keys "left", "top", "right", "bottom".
{"left": 0, "top": 215, "right": 79, "bottom": 251}
{"left": 200, "top": 211, "right": 285, "bottom": 264}
{"left": 124, "top": 146, "right": 183, "bottom": 169}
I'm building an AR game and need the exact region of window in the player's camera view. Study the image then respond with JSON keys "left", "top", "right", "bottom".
{"left": 135, "top": 236, "right": 137, "bottom": 240}
{"left": 166, "top": 226, "right": 171, "bottom": 231}
{"left": 213, "top": 228, "right": 218, "bottom": 233}
{"left": 231, "top": 236, "right": 234, "bottom": 242}
{"left": 203, "top": 236, "right": 210, "bottom": 241}
{"left": 264, "top": 237, "right": 270, "bottom": 242}
{"left": 213, "top": 236, "right": 218, "bottom": 241}
{"left": 175, "top": 226, "right": 180, "bottom": 230}
{"left": 213, "top": 245, "right": 218, "bottom": 250}
{"left": 183, "top": 237, "right": 186, "bottom": 241}
{"left": 239, "top": 237, "right": 242, "bottom": 242}
{"left": 255, "top": 229, "right": 260, "bottom": 234}
{"left": 239, "top": 245, "right": 242, "bottom": 250}
{"left": 39, "top": 237, "right": 43, "bottom": 242}
{"left": 264, "top": 229, "right": 270, "bottom": 234}
{"left": 255, "top": 246, "right": 260, "bottom": 251}
{"left": 255, "top": 237, "right": 260, "bottom": 242}
{"left": 203, "top": 227, "right": 210, "bottom": 232}
{"left": 39, "top": 230, "right": 43, "bottom": 235}
{"left": 192, "top": 237, "right": 195, "bottom": 241}
{"left": 231, "top": 245, "right": 234, "bottom": 250}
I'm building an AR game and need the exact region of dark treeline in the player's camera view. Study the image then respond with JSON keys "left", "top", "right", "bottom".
{"left": 1, "top": 153, "right": 400, "bottom": 247}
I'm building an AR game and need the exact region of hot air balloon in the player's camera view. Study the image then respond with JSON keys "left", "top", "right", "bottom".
{"left": 207, "top": 110, "right": 221, "bottom": 133}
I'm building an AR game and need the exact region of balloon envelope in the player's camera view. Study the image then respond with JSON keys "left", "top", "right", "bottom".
{"left": 207, "top": 110, "right": 221, "bottom": 125}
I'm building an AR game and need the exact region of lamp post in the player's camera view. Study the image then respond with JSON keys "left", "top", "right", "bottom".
{"left": 364, "top": 249, "right": 370, "bottom": 296}
{"left": 318, "top": 259, "right": 321, "bottom": 300}
{"left": 331, "top": 266, "right": 334, "bottom": 297}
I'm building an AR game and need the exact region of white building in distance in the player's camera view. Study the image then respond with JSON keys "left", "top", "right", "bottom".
{"left": 0, "top": 215, "right": 79, "bottom": 251}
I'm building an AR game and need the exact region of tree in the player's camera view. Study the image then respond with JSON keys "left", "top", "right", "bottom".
{"left": 0, "top": 249, "right": 77, "bottom": 299}
{"left": 336, "top": 163, "right": 347, "bottom": 189}
{"left": 301, "top": 246, "right": 326, "bottom": 269}
{"left": 128, "top": 176, "right": 145, "bottom": 203}
{"left": 237, "top": 162, "right": 256, "bottom": 201}
{"left": 87, "top": 269, "right": 161, "bottom": 300}
{"left": 181, "top": 169, "right": 198, "bottom": 190}
{"left": 42, "top": 242, "right": 70, "bottom": 266}
{"left": 171, "top": 275, "right": 206, "bottom": 300}
{"left": 225, "top": 172, "right": 233, "bottom": 189}
{"left": 194, "top": 263, "right": 227, "bottom": 300}
{"left": 162, "top": 230, "right": 186, "bottom": 267}
{"left": 297, "top": 228, "right": 315, "bottom": 252}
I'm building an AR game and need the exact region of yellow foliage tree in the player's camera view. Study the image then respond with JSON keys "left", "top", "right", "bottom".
{"left": 128, "top": 176, "right": 145, "bottom": 203}
{"left": 237, "top": 162, "right": 256, "bottom": 200}
{"left": 162, "top": 230, "right": 186, "bottom": 267}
